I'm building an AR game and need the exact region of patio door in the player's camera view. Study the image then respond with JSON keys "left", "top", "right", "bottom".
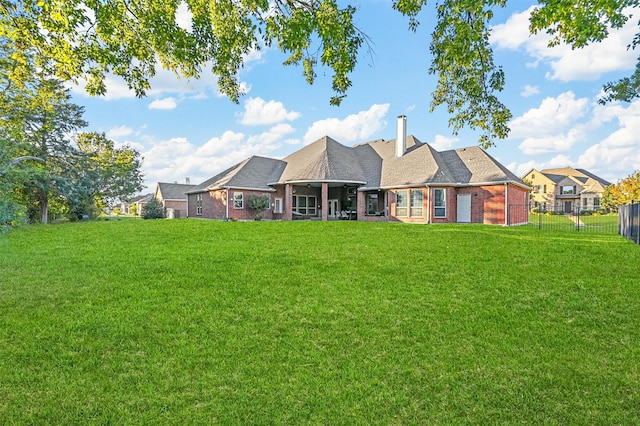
{"left": 457, "top": 194, "right": 471, "bottom": 223}
{"left": 328, "top": 199, "right": 339, "bottom": 218}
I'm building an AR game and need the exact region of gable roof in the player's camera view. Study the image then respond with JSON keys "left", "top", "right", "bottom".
{"left": 188, "top": 156, "right": 286, "bottom": 193}
{"left": 156, "top": 182, "right": 197, "bottom": 200}
{"left": 538, "top": 167, "right": 611, "bottom": 188}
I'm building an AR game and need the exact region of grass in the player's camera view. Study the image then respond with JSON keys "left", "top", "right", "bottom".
{"left": 528, "top": 212, "right": 618, "bottom": 234}
{"left": 1, "top": 219, "right": 639, "bottom": 424}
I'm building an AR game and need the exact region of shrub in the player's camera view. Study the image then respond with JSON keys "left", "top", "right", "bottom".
{"left": 141, "top": 198, "right": 165, "bottom": 219}
{"left": 0, "top": 198, "right": 27, "bottom": 233}
{"left": 247, "top": 194, "right": 270, "bottom": 220}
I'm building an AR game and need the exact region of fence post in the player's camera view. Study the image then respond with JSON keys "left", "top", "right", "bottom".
{"left": 539, "top": 206, "right": 543, "bottom": 230}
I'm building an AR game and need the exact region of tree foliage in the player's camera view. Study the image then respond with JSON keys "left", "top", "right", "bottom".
{"left": 602, "top": 171, "right": 640, "bottom": 208}
{"left": 1, "top": 0, "right": 639, "bottom": 147}
{"left": 141, "top": 197, "right": 165, "bottom": 219}
{"left": 76, "top": 132, "right": 145, "bottom": 208}
{"left": 247, "top": 194, "right": 271, "bottom": 220}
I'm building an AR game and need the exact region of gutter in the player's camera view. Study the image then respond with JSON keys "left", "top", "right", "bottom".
{"left": 361, "top": 179, "right": 530, "bottom": 192}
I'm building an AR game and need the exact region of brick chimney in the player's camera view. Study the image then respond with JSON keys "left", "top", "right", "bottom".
{"left": 396, "top": 115, "right": 407, "bottom": 157}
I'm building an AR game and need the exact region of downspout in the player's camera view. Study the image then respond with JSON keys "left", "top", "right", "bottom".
{"left": 426, "top": 185, "right": 430, "bottom": 224}
{"left": 504, "top": 183, "right": 509, "bottom": 226}
{"left": 226, "top": 189, "right": 230, "bottom": 220}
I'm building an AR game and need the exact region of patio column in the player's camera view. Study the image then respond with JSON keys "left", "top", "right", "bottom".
{"left": 284, "top": 184, "right": 293, "bottom": 220}
{"left": 321, "top": 182, "right": 328, "bottom": 221}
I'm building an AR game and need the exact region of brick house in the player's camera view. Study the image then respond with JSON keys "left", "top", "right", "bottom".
{"left": 186, "top": 116, "right": 530, "bottom": 225}
{"left": 522, "top": 167, "right": 611, "bottom": 212}
{"left": 155, "top": 180, "right": 196, "bottom": 219}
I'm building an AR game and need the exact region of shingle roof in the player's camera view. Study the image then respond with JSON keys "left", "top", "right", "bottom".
{"left": 540, "top": 167, "right": 610, "bottom": 187}
{"left": 188, "top": 156, "right": 286, "bottom": 193}
{"left": 277, "top": 136, "right": 367, "bottom": 183}
{"left": 157, "top": 182, "right": 197, "bottom": 200}
{"left": 191, "top": 135, "right": 525, "bottom": 191}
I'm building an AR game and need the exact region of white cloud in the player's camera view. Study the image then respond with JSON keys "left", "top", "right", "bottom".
{"left": 430, "top": 134, "right": 458, "bottom": 151}
{"left": 303, "top": 103, "right": 390, "bottom": 144}
{"left": 149, "top": 97, "right": 178, "bottom": 110}
{"left": 511, "top": 155, "right": 575, "bottom": 178}
{"left": 578, "top": 99, "right": 640, "bottom": 173}
{"left": 518, "top": 128, "right": 584, "bottom": 155}
{"left": 510, "top": 91, "right": 589, "bottom": 139}
{"left": 490, "top": 6, "right": 536, "bottom": 50}
{"left": 239, "top": 97, "right": 301, "bottom": 125}
{"left": 492, "top": 6, "right": 639, "bottom": 81}
{"left": 520, "top": 85, "right": 540, "bottom": 97}
{"left": 106, "top": 125, "right": 135, "bottom": 140}
{"left": 175, "top": 2, "right": 192, "bottom": 32}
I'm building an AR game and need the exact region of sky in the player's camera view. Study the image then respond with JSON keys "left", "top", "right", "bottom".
{"left": 70, "top": 1, "right": 640, "bottom": 194}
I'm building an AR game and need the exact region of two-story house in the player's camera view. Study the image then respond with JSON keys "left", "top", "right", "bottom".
{"left": 522, "top": 167, "right": 611, "bottom": 212}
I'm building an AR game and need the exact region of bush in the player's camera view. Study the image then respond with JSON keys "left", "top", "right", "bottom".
{"left": 0, "top": 197, "right": 27, "bottom": 233}
{"left": 247, "top": 194, "right": 270, "bottom": 220}
{"left": 141, "top": 198, "right": 165, "bottom": 219}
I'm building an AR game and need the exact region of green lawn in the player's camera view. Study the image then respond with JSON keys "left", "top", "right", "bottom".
{"left": 1, "top": 220, "right": 639, "bottom": 424}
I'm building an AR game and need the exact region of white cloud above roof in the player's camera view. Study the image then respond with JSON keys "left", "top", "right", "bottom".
{"left": 510, "top": 91, "right": 589, "bottom": 139}
{"left": 239, "top": 97, "right": 301, "bottom": 125}
{"left": 303, "top": 103, "right": 389, "bottom": 144}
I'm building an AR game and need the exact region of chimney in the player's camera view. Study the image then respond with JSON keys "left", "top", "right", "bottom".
{"left": 396, "top": 115, "right": 407, "bottom": 157}
{"left": 185, "top": 177, "right": 190, "bottom": 184}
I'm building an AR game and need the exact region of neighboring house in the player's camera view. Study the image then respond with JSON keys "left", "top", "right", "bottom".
{"left": 186, "top": 116, "right": 530, "bottom": 225}
{"left": 522, "top": 167, "right": 611, "bottom": 212}
{"left": 155, "top": 180, "right": 196, "bottom": 219}
{"left": 133, "top": 193, "right": 154, "bottom": 215}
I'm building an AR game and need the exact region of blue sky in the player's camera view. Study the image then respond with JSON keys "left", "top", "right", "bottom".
{"left": 70, "top": 1, "right": 640, "bottom": 193}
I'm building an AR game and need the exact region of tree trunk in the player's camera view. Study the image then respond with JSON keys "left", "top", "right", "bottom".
{"left": 40, "top": 191, "right": 48, "bottom": 224}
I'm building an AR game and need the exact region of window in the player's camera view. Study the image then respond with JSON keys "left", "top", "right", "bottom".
{"left": 536, "top": 184, "right": 545, "bottom": 193}
{"left": 274, "top": 198, "right": 283, "bottom": 214}
{"left": 410, "top": 190, "right": 423, "bottom": 217}
{"left": 434, "top": 189, "right": 446, "bottom": 218}
{"left": 396, "top": 190, "right": 408, "bottom": 217}
{"left": 582, "top": 198, "right": 588, "bottom": 207}
{"left": 594, "top": 197, "right": 601, "bottom": 208}
{"left": 233, "top": 192, "right": 244, "bottom": 209}
{"left": 292, "top": 195, "right": 317, "bottom": 215}
{"left": 561, "top": 185, "right": 575, "bottom": 195}
{"left": 367, "top": 193, "right": 378, "bottom": 215}
{"left": 196, "top": 194, "right": 202, "bottom": 216}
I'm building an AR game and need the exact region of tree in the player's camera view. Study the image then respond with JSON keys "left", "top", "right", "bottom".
{"left": 1, "top": 1, "right": 638, "bottom": 147}
{"left": 76, "top": 132, "right": 145, "bottom": 209}
{"left": 0, "top": 71, "right": 88, "bottom": 223}
{"left": 602, "top": 171, "right": 640, "bottom": 208}
{"left": 141, "top": 197, "right": 165, "bottom": 219}
{"left": 247, "top": 194, "right": 271, "bottom": 220}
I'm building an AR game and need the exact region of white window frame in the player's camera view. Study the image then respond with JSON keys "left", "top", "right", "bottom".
{"left": 410, "top": 189, "right": 423, "bottom": 217}
{"left": 396, "top": 190, "right": 408, "bottom": 217}
{"left": 233, "top": 192, "right": 244, "bottom": 209}
{"left": 274, "top": 198, "right": 283, "bottom": 214}
{"left": 196, "top": 194, "right": 203, "bottom": 216}
{"left": 434, "top": 188, "right": 446, "bottom": 218}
